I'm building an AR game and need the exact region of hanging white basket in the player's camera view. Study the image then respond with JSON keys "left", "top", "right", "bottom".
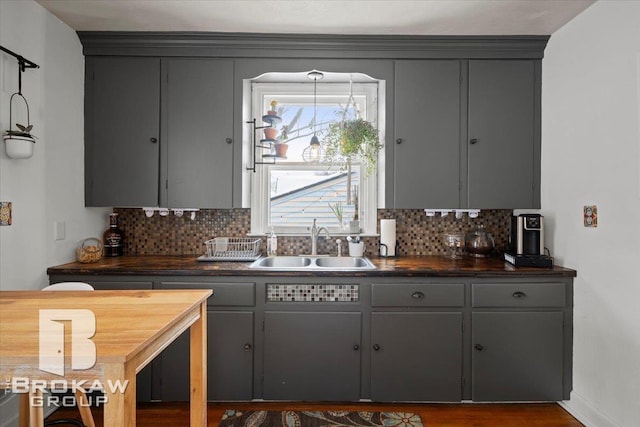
{"left": 3, "top": 134, "right": 35, "bottom": 159}
{"left": 4, "top": 92, "right": 36, "bottom": 159}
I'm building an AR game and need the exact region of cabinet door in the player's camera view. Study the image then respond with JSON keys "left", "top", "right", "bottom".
{"left": 467, "top": 60, "right": 538, "bottom": 208}
{"left": 85, "top": 57, "right": 160, "bottom": 207}
{"left": 161, "top": 311, "right": 254, "bottom": 401}
{"left": 163, "top": 59, "right": 234, "bottom": 208}
{"left": 263, "top": 312, "right": 361, "bottom": 401}
{"left": 472, "top": 312, "right": 563, "bottom": 401}
{"left": 371, "top": 312, "right": 462, "bottom": 401}
{"left": 394, "top": 60, "right": 462, "bottom": 208}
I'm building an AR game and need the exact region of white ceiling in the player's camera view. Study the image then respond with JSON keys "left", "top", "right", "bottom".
{"left": 35, "top": 0, "right": 595, "bottom": 35}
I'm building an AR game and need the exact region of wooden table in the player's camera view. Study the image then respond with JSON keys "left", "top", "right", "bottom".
{"left": 0, "top": 290, "right": 211, "bottom": 427}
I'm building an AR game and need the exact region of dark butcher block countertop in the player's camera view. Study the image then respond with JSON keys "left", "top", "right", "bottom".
{"left": 47, "top": 255, "right": 576, "bottom": 278}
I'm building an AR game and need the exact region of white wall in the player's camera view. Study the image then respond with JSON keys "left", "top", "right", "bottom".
{"left": 0, "top": 0, "right": 108, "bottom": 291}
{"left": 542, "top": 1, "right": 640, "bottom": 426}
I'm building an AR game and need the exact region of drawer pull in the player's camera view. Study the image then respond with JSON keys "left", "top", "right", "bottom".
{"left": 475, "top": 344, "right": 484, "bottom": 351}
{"left": 243, "top": 343, "right": 252, "bottom": 351}
{"left": 512, "top": 291, "right": 527, "bottom": 299}
{"left": 373, "top": 344, "right": 381, "bottom": 351}
{"left": 353, "top": 345, "right": 360, "bottom": 351}
{"left": 411, "top": 291, "right": 425, "bottom": 299}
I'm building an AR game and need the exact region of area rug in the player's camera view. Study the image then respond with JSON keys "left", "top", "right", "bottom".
{"left": 218, "top": 410, "right": 423, "bottom": 427}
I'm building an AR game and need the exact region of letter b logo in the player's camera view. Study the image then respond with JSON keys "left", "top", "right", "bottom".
{"left": 39, "top": 309, "right": 96, "bottom": 376}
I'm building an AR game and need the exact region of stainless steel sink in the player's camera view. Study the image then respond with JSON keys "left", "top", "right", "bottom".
{"left": 314, "top": 257, "right": 373, "bottom": 269}
{"left": 249, "top": 256, "right": 376, "bottom": 271}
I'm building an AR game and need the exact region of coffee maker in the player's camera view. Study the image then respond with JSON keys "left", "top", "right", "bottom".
{"left": 505, "top": 214, "right": 553, "bottom": 267}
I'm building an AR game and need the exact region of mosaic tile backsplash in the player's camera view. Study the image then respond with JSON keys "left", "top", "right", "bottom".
{"left": 267, "top": 284, "right": 359, "bottom": 302}
{"left": 114, "top": 208, "right": 512, "bottom": 257}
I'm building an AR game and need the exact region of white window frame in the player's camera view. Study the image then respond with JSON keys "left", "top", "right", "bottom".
{"left": 248, "top": 79, "right": 382, "bottom": 236}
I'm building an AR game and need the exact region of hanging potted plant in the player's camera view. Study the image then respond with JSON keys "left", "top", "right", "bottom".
{"left": 323, "top": 96, "right": 382, "bottom": 201}
{"left": 3, "top": 93, "right": 37, "bottom": 159}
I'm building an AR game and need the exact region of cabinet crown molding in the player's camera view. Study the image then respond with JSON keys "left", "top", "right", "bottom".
{"left": 78, "top": 31, "right": 549, "bottom": 59}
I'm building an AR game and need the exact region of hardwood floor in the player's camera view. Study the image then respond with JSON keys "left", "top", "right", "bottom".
{"left": 47, "top": 401, "right": 584, "bottom": 426}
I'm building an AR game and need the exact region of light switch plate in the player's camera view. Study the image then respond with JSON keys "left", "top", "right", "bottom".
{"left": 584, "top": 205, "right": 598, "bottom": 227}
{"left": 54, "top": 221, "right": 66, "bottom": 240}
{"left": 0, "top": 202, "right": 12, "bottom": 226}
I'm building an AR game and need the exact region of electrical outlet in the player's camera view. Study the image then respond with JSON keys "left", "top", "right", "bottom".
{"left": 584, "top": 205, "right": 598, "bottom": 227}
{"left": 0, "top": 202, "right": 12, "bottom": 226}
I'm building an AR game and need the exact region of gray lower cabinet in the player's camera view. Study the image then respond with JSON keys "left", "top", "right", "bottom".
{"left": 160, "top": 311, "right": 254, "bottom": 401}
{"left": 263, "top": 311, "right": 361, "bottom": 401}
{"left": 472, "top": 312, "right": 563, "bottom": 401}
{"left": 471, "top": 281, "right": 567, "bottom": 401}
{"left": 159, "top": 281, "right": 255, "bottom": 401}
{"left": 48, "top": 274, "right": 572, "bottom": 402}
{"left": 370, "top": 282, "right": 465, "bottom": 401}
{"left": 371, "top": 312, "right": 462, "bottom": 401}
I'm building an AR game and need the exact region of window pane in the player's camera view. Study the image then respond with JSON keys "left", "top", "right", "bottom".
{"left": 270, "top": 167, "right": 360, "bottom": 228}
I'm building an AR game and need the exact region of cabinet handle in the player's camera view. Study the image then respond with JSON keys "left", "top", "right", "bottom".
{"left": 396, "top": 138, "right": 403, "bottom": 144}
{"left": 470, "top": 138, "right": 478, "bottom": 145}
{"left": 150, "top": 137, "right": 158, "bottom": 143}
{"left": 353, "top": 345, "right": 359, "bottom": 351}
{"left": 373, "top": 344, "right": 381, "bottom": 351}
{"left": 411, "top": 291, "right": 425, "bottom": 299}
{"left": 475, "top": 344, "right": 484, "bottom": 351}
{"left": 243, "top": 343, "right": 252, "bottom": 351}
{"left": 226, "top": 137, "right": 233, "bottom": 144}
{"left": 512, "top": 291, "right": 527, "bottom": 299}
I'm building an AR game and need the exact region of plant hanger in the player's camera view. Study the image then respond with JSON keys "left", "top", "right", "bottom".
{"left": 1, "top": 45, "right": 40, "bottom": 158}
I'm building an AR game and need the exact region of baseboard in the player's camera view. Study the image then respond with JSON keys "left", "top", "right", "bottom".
{"left": 560, "top": 391, "right": 619, "bottom": 427}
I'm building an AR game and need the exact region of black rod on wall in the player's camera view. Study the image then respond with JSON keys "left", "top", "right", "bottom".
{"left": 0, "top": 44, "right": 40, "bottom": 95}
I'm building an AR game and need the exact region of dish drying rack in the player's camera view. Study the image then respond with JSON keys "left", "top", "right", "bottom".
{"left": 197, "top": 237, "right": 261, "bottom": 262}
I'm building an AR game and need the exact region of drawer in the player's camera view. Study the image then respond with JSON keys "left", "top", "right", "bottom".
{"left": 472, "top": 282, "right": 566, "bottom": 307}
{"left": 79, "top": 280, "right": 153, "bottom": 290}
{"left": 160, "top": 282, "right": 255, "bottom": 306}
{"left": 371, "top": 283, "right": 464, "bottom": 307}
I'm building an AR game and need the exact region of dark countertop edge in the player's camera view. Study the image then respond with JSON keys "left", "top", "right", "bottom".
{"left": 47, "top": 266, "right": 577, "bottom": 278}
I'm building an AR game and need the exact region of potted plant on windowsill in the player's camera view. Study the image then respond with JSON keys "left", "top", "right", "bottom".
{"left": 273, "top": 124, "right": 289, "bottom": 158}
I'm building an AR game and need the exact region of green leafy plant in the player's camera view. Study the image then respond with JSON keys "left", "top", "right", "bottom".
{"left": 328, "top": 201, "right": 344, "bottom": 225}
{"left": 324, "top": 118, "right": 381, "bottom": 177}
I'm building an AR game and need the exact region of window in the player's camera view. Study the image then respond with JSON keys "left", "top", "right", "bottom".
{"left": 246, "top": 73, "right": 384, "bottom": 236}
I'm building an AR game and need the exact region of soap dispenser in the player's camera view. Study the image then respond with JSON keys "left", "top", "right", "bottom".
{"left": 267, "top": 226, "right": 278, "bottom": 256}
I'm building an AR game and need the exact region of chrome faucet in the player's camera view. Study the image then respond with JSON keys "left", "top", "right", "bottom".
{"left": 310, "top": 218, "right": 331, "bottom": 256}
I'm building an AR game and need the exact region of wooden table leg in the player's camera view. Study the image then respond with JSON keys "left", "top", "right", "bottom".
{"left": 104, "top": 364, "right": 136, "bottom": 427}
{"left": 190, "top": 301, "right": 207, "bottom": 427}
{"left": 75, "top": 390, "right": 96, "bottom": 427}
{"left": 19, "top": 393, "right": 30, "bottom": 427}
{"left": 28, "top": 389, "right": 43, "bottom": 427}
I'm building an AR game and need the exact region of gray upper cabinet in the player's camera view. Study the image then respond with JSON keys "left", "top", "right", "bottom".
{"left": 467, "top": 60, "right": 540, "bottom": 209}
{"left": 392, "top": 59, "right": 540, "bottom": 209}
{"left": 394, "top": 60, "right": 462, "bottom": 208}
{"left": 85, "top": 57, "right": 161, "bottom": 207}
{"left": 85, "top": 57, "right": 234, "bottom": 208}
{"left": 161, "top": 59, "right": 234, "bottom": 208}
